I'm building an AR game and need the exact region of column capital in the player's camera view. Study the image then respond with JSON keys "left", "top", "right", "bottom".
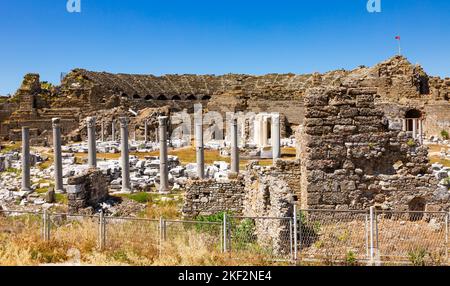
{"left": 22, "top": 126, "right": 30, "bottom": 131}
{"left": 118, "top": 117, "right": 129, "bottom": 128}
{"left": 86, "top": 116, "right": 96, "bottom": 128}
{"left": 52, "top": 118, "right": 61, "bottom": 128}
{"left": 159, "top": 116, "right": 169, "bottom": 125}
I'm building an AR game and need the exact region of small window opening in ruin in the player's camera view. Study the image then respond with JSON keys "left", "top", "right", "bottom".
{"left": 186, "top": 95, "right": 197, "bottom": 101}
{"left": 202, "top": 95, "right": 212, "bottom": 101}
{"left": 121, "top": 93, "right": 128, "bottom": 98}
{"left": 408, "top": 197, "right": 426, "bottom": 221}
{"left": 418, "top": 76, "right": 430, "bottom": 95}
{"left": 132, "top": 94, "right": 141, "bottom": 99}
{"left": 32, "top": 96, "right": 37, "bottom": 109}
{"left": 172, "top": 95, "right": 181, "bottom": 101}
{"left": 157, "top": 95, "right": 168, "bottom": 100}
{"left": 145, "top": 95, "right": 153, "bottom": 101}
{"left": 405, "top": 109, "right": 423, "bottom": 132}
{"left": 263, "top": 186, "right": 271, "bottom": 211}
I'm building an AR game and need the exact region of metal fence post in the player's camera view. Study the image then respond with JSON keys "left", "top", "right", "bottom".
{"left": 446, "top": 212, "right": 449, "bottom": 265}
{"left": 42, "top": 210, "right": 50, "bottom": 241}
{"left": 369, "top": 206, "right": 375, "bottom": 266}
{"left": 293, "top": 204, "right": 298, "bottom": 262}
{"left": 223, "top": 213, "right": 228, "bottom": 253}
{"left": 99, "top": 211, "right": 105, "bottom": 251}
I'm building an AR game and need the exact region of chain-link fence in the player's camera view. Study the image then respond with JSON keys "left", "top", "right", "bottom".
{"left": 0, "top": 210, "right": 43, "bottom": 240}
{"left": 226, "top": 216, "right": 294, "bottom": 261}
{"left": 296, "top": 209, "right": 369, "bottom": 265}
{"left": 375, "top": 210, "right": 449, "bottom": 265}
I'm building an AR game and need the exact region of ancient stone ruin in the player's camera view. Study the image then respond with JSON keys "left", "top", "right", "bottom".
{"left": 0, "top": 55, "right": 449, "bottom": 217}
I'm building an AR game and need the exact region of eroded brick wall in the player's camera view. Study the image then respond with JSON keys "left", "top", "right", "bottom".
{"left": 300, "top": 87, "right": 448, "bottom": 211}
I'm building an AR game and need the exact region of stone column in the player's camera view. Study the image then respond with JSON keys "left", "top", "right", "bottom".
{"left": 144, "top": 120, "right": 148, "bottom": 143}
{"left": 231, "top": 117, "right": 239, "bottom": 174}
{"left": 159, "top": 116, "right": 169, "bottom": 193}
{"left": 402, "top": 119, "right": 407, "bottom": 132}
{"left": 119, "top": 117, "right": 131, "bottom": 192}
{"left": 262, "top": 116, "right": 269, "bottom": 147}
{"left": 271, "top": 114, "right": 281, "bottom": 162}
{"left": 52, "top": 118, "right": 64, "bottom": 193}
{"left": 86, "top": 116, "right": 97, "bottom": 168}
{"left": 112, "top": 120, "right": 116, "bottom": 142}
{"left": 195, "top": 105, "right": 205, "bottom": 179}
{"left": 21, "top": 127, "right": 31, "bottom": 192}
{"left": 101, "top": 121, "right": 105, "bottom": 142}
{"left": 155, "top": 127, "right": 159, "bottom": 142}
{"left": 412, "top": 119, "right": 417, "bottom": 139}
{"left": 419, "top": 119, "right": 423, "bottom": 144}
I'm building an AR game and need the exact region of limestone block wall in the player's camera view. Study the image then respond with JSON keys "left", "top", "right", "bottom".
{"left": 243, "top": 163, "right": 296, "bottom": 255}
{"left": 67, "top": 169, "right": 109, "bottom": 214}
{"left": 182, "top": 179, "right": 245, "bottom": 217}
{"left": 300, "top": 87, "right": 448, "bottom": 211}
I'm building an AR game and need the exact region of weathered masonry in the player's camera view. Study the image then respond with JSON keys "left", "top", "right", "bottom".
{"left": 299, "top": 87, "right": 449, "bottom": 212}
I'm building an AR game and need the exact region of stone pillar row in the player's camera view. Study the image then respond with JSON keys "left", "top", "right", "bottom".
{"left": 22, "top": 113, "right": 279, "bottom": 194}
{"left": 21, "top": 117, "right": 171, "bottom": 195}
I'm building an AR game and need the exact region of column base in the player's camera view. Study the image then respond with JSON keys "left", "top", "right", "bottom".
{"left": 21, "top": 187, "right": 32, "bottom": 194}
{"left": 55, "top": 189, "right": 66, "bottom": 194}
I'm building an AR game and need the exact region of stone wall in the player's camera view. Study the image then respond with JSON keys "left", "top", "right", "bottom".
{"left": 299, "top": 87, "right": 449, "bottom": 211}
{"left": 182, "top": 179, "right": 245, "bottom": 217}
{"left": 66, "top": 168, "right": 109, "bottom": 214}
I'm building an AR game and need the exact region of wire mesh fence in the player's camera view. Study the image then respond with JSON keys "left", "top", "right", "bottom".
{"left": 227, "top": 216, "right": 293, "bottom": 261}
{"left": 0, "top": 210, "right": 43, "bottom": 240}
{"left": 0, "top": 208, "right": 449, "bottom": 265}
{"left": 375, "top": 210, "right": 449, "bottom": 265}
{"left": 47, "top": 213, "right": 100, "bottom": 251}
{"left": 103, "top": 216, "right": 160, "bottom": 259}
{"left": 163, "top": 220, "right": 223, "bottom": 254}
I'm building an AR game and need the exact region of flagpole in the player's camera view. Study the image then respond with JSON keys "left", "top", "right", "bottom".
{"left": 397, "top": 39, "right": 402, "bottom": 56}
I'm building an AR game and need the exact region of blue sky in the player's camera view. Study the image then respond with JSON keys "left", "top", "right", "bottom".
{"left": 0, "top": 0, "right": 449, "bottom": 95}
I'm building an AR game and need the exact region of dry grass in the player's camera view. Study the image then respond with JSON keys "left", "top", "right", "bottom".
{"left": 430, "top": 156, "right": 450, "bottom": 167}
{"left": 0, "top": 212, "right": 273, "bottom": 266}
{"left": 75, "top": 147, "right": 297, "bottom": 170}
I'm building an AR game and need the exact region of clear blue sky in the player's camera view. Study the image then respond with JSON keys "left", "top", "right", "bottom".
{"left": 1, "top": 0, "right": 449, "bottom": 95}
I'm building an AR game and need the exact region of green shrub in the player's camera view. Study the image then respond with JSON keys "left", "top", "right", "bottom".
{"left": 441, "top": 130, "right": 449, "bottom": 140}
{"left": 408, "top": 248, "right": 427, "bottom": 266}
{"left": 406, "top": 139, "right": 416, "bottom": 148}
{"left": 345, "top": 251, "right": 358, "bottom": 266}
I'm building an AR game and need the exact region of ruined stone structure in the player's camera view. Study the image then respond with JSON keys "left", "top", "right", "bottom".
{"left": 299, "top": 87, "right": 449, "bottom": 212}
{"left": 66, "top": 169, "right": 109, "bottom": 214}
{"left": 1, "top": 56, "right": 448, "bottom": 146}
{"left": 182, "top": 179, "right": 245, "bottom": 217}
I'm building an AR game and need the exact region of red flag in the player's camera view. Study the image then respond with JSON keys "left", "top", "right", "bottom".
{"left": 395, "top": 36, "right": 401, "bottom": 40}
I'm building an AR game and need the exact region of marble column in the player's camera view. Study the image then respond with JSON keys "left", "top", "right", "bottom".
{"left": 101, "top": 121, "right": 105, "bottom": 142}
{"left": 195, "top": 105, "right": 205, "bottom": 179}
{"left": 159, "top": 116, "right": 169, "bottom": 193}
{"left": 231, "top": 117, "right": 239, "bottom": 174}
{"left": 21, "top": 127, "right": 31, "bottom": 192}
{"left": 112, "top": 120, "right": 116, "bottom": 142}
{"left": 52, "top": 118, "right": 64, "bottom": 193}
{"left": 412, "top": 119, "right": 417, "bottom": 139}
{"left": 119, "top": 117, "right": 131, "bottom": 192}
{"left": 271, "top": 114, "right": 281, "bottom": 162}
{"left": 86, "top": 116, "right": 97, "bottom": 168}
{"left": 418, "top": 119, "right": 423, "bottom": 144}
{"left": 402, "top": 119, "right": 407, "bottom": 132}
{"left": 144, "top": 120, "right": 148, "bottom": 143}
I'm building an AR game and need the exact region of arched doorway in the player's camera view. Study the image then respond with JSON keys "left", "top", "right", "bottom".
{"left": 408, "top": 197, "right": 426, "bottom": 221}
{"left": 403, "top": 109, "right": 424, "bottom": 143}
